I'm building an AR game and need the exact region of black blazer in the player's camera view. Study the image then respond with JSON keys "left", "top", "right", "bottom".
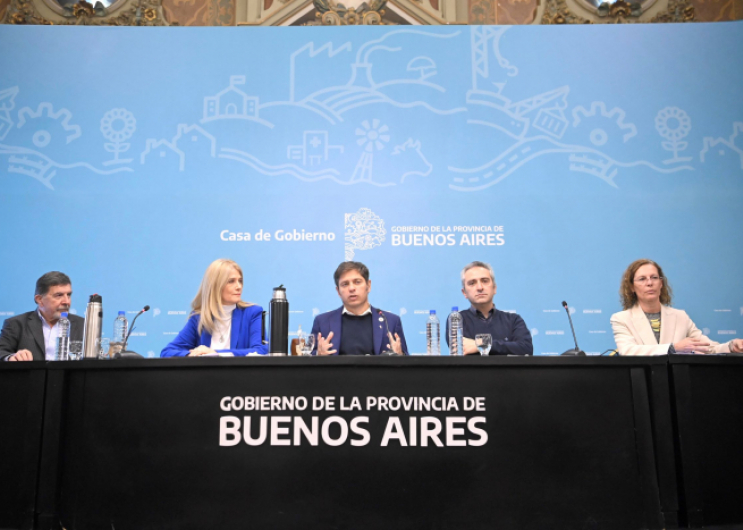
{"left": 0, "top": 310, "right": 85, "bottom": 361}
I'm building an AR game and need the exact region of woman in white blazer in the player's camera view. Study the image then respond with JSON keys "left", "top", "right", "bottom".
{"left": 610, "top": 259, "right": 743, "bottom": 356}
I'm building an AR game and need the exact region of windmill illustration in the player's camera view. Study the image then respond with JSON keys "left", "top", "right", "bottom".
{"left": 350, "top": 119, "right": 389, "bottom": 183}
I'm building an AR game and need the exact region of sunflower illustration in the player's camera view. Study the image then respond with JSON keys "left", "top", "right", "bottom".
{"left": 100, "top": 108, "right": 136, "bottom": 143}
{"left": 655, "top": 107, "right": 691, "bottom": 142}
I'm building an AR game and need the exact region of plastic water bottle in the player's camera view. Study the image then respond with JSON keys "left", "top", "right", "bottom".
{"left": 448, "top": 307, "right": 464, "bottom": 356}
{"left": 426, "top": 310, "right": 440, "bottom": 356}
{"left": 56, "top": 311, "right": 70, "bottom": 361}
{"left": 113, "top": 311, "right": 128, "bottom": 348}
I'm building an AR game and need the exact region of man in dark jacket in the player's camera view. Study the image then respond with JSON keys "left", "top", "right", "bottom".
{"left": 447, "top": 261, "right": 533, "bottom": 356}
{"left": 0, "top": 271, "right": 84, "bottom": 361}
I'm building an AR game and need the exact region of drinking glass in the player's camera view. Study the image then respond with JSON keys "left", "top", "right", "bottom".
{"left": 475, "top": 334, "right": 492, "bottom": 356}
{"left": 68, "top": 340, "right": 83, "bottom": 361}
{"left": 97, "top": 337, "right": 112, "bottom": 359}
{"left": 301, "top": 333, "right": 315, "bottom": 356}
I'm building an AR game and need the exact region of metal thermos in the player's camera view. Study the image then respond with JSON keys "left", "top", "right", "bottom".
{"left": 269, "top": 285, "right": 289, "bottom": 356}
{"left": 82, "top": 294, "right": 103, "bottom": 359}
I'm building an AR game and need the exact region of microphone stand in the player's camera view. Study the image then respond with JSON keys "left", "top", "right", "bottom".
{"left": 561, "top": 301, "right": 586, "bottom": 356}
{"left": 378, "top": 310, "right": 399, "bottom": 356}
{"left": 114, "top": 306, "right": 149, "bottom": 359}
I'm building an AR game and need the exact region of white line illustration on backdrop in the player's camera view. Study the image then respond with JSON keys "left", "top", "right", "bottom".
{"left": 197, "top": 31, "right": 461, "bottom": 185}
{"left": 218, "top": 148, "right": 342, "bottom": 182}
{"left": 350, "top": 119, "right": 389, "bottom": 183}
{"left": 140, "top": 139, "right": 185, "bottom": 170}
{"left": 448, "top": 27, "right": 694, "bottom": 191}
{"left": 260, "top": 30, "right": 466, "bottom": 125}
{"left": 392, "top": 138, "right": 432, "bottom": 183}
{"left": 174, "top": 124, "right": 216, "bottom": 157}
{"left": 407, "top": 57, "right": 437, "bottom": 81}
{"left": 0, "top": 86, "right": 18, "bottom": 141}
{"left": 699, "top": 122, "right": 743, "bottom": 170}
{"left": 572, "top": 102, "right": 637, "bottom": 145}
{"left": 220, "top": 118, "right": 409, "bottom": 186}
{"left": 141, "top": 123, "right": 216, "bottom": 171}
{"left": 655, "top": 107, "right": 693, "bottom": 165}
{"left": 101, "top": 108, "right": 136, "bottom": 166}
{"left": 3, "top": 31, "right": 717, "bottom": 192}
{"left": 201, "top": 76, "right": 274, "bottom": 129}
{"left": 1, "top": 95, "right": 131, "bottom": 190}
{"left": 568, "top": 102, "right": 638, "bottom": 184}
{"left": 18, "top": 102, "right": 81, "bottom": 144}
{"left": 287, "top": 130, "right": 344, "bottom": 166}
{"left": 466, "top": 26, "right": 569, "bottom": 140}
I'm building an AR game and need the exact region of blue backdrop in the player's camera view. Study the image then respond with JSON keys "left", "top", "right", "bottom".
{"left": 1, "top": 23, "right": 742, "bottom": 356}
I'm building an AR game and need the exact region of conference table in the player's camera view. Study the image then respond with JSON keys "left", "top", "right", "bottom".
{"left": 669, "top": 355, "right": 743, "bottom": 528}
{"left": 1, "top": 355, "right": 741, "bottom": 530}
{"left": 0, "top": 363, "right": 46, "bottom": 530}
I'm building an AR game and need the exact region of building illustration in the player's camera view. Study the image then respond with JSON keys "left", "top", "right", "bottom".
{"left": 203, "top": 76, "right": 259, "bottom": 122}
{"left": 140, "top": 139, "right": 185, "bottom": 170}
{"left": 287, "top": 130, "right": 343, "bottom": 166}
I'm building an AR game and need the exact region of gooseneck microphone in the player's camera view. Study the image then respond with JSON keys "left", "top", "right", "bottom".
{"left": 116, "top": 305, "right": 150, "bottom": 359}
{"left": 560, "top": 301, "right": 586, "bottom": 356}
{"left": 377, "top": 310, "right": 398, "bottom": 356}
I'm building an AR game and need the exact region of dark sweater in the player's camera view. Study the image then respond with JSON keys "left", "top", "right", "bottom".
{"left": 446, "top": 306, "right": 533, "bottom": 356}
{"left": 339, "top": 313, "right": 374, "bottom": 356}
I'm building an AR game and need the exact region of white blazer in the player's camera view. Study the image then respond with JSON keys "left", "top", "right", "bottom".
{"left": 610, "top": 305, "right": 730, "bottom": 356}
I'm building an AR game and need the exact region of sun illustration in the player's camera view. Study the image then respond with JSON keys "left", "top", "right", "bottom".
{"left": 356, "top": 119, "right": 390, "bottom": 153}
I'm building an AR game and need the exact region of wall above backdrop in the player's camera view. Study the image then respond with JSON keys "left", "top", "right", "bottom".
{"left": 2, "top": 0, "right": 741, "bottom": 25}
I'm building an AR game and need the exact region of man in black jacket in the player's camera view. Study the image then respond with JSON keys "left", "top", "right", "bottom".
{"left": 0, "top": 271, "right": 84, "bottom": 361}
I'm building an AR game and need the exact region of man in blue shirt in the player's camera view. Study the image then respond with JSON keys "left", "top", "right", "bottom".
{"left": 447, "top": 261, "right": 533, "bottom": 356}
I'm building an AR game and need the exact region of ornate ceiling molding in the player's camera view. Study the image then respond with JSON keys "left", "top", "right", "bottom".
{"left": 308, "top": 0, "right": 390, "bottom": 24}
{"left": 3, "top": 0, "right": 171, "bottom": 24}
{"left": 537, "top": 0, "right": 694, "bottom": 23}
{"left": 235, "top": 0, "right": 465, "bottom": 25}
{"left": 649, "top": 0, "right": 694, "bottom": 21}
{"left": 540, "top": 0, "right": 592, "bottom": 23}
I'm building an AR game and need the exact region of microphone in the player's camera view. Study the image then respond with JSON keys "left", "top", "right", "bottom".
{"left": 115, "top": 305, "right": 150, "bottom": 359}
{"left": 560, "top": 301, "right": 586, "bottom": 356}
{"left": 377, "top": 310, "right": 398, "bottom": 356}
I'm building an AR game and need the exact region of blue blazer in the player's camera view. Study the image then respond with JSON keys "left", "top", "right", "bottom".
{"left": 160, "top": 305, "right": 267, "bottom": 357}
{"left": 310, "top": 306, "right": 408, "bottom": 356}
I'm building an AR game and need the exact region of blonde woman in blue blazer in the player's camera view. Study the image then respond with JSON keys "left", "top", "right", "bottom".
{"left": 161, "top": 259, "right": 267, "bottom": 357}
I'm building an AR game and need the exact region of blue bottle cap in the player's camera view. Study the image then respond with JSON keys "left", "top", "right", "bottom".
{"left": 451, "top": 306, "right": 458, "bottom": 312}
{"left": 118, "top": 311, "right": 125, "bottom": 315}
{"left": 61, "top": 312, "right": 68, "bottom": 318}
{"left": 430, "top": 310, "right": 436, "bottom": 315}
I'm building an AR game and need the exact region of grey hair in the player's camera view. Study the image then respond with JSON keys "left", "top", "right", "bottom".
{"left": 460, "top": 261, "right": 495, "bottom": 287}
{"left": 35, "top": 271, "right": 71, "bottom": 300}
